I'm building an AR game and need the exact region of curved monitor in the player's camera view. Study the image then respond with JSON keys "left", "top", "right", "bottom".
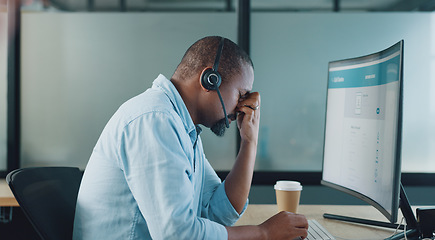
{"left": 321, "top": 40, "right": 404, "bottom": 223}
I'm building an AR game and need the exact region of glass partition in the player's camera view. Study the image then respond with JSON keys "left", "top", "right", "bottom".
{"left": 20, "top": 12, "right": 238, "bottom": 169}
{"left": 251, "top": 13, "right": 435, "bottom": 172}
{"left": 19, "top": 11, "right": 435, "bottom": 174}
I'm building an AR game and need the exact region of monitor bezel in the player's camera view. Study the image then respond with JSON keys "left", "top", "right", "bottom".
{"left": 321, "top": 40, "right": 404, "bottom": 224}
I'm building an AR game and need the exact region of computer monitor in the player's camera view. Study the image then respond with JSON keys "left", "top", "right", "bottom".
{"left": 321, "top": 40, "right": 404, "bottom": 224}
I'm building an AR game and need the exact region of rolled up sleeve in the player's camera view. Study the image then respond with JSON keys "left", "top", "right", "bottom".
{"left": 200, "top": 160, "right": 248, "bottom": 226}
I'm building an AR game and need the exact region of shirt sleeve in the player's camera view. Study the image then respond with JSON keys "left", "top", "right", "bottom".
{"left": 117, "top": 111, "right": 227, "bottom": 240}
{"left": 200, "top": 157, "right": 248, "bottom": 226}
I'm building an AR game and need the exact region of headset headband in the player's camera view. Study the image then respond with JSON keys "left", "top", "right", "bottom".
{"left": 212, "top": 37, "right": 225, "bottom": 72}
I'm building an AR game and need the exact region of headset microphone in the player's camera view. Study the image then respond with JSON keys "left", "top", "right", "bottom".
{"left": 200, "top": 37, "right": 229, "bottom": 128}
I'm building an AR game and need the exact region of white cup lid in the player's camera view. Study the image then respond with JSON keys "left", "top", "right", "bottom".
{"left": 274, "top": 181, "right": 302, "bottom": 191}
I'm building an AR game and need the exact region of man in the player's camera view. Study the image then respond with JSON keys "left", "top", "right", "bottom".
{"left": 73, "top": 36, "right": 308, "bottom": 240}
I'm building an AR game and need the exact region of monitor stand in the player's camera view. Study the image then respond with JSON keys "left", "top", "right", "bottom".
{"left": 323, "top": 183, "right": 420, "bottom": 240}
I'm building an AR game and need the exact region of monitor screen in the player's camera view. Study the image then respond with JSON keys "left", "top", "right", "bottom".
{"left": 321, "top": 41, "right": 404, "bottom": 223}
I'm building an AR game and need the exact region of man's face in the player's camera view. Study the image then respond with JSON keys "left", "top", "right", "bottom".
{"left": 209, "top": 64, "right": 254, "bottom": 137}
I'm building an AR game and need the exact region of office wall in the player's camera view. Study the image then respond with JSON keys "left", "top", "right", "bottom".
{"left": 20, "top": 12, "right": 435, "bottom": 174}
{"left": 0, "top": 11, "right": 7, "bottom": 171}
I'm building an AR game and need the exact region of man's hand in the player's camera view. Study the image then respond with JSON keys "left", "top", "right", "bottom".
{"left": 226, "top": 211, "right": 308, "bottom": 240}
{"left": 236, "top": 92, "right": 261, "bottom": 144}
{"left": 259, "top": 211, "right": 308, "bottom": 240}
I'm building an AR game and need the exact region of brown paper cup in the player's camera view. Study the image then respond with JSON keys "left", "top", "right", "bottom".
{"left": 274, "top": 181, "right": 302, "bottom": 213}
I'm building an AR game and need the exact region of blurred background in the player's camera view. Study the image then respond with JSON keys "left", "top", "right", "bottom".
{"left": 1, "top": 0, "right": 435, "bottom": 205}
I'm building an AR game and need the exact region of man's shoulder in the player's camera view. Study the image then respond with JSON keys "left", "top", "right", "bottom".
{"left": 127, "top": 87, "right": 172, "bottom": 111}
{"left": 115, "top": 88, "right": 179, "bottom": 126}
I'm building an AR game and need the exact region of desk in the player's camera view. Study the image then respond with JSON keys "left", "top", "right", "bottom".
{"left": 236, "top": 204, "right": 403, "bottom": 239}
{"left": 0, "top": 180, "right": 18, "bottom": 207}
{"left": 0, "top": 185, "right": 429, "bottom": 238}
{"left": 0, "top": 180, "right": 18, "bottom": 223}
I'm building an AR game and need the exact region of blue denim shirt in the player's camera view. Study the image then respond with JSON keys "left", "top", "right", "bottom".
{"left": 73, "top": 74, "right": 247, "bottom": 240}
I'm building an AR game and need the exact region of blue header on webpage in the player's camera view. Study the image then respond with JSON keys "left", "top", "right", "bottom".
{"left": 328, "top": 54, "right": 400, "bottom": 89}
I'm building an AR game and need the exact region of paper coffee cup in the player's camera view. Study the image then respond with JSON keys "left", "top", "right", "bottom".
{"left": 274, "top": 181, "right": 302, "bottom": 213}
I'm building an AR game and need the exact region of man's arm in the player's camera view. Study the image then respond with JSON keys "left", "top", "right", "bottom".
{"left": 224, "top": 92, "right": 260, "bottom": 214}
{"left": 223, "top": 92, "right": 309, "bottom": 240}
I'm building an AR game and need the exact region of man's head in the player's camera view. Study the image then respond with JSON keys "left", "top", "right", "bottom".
{"left": 172, "top": 36, "right": 254, "bottom": 136}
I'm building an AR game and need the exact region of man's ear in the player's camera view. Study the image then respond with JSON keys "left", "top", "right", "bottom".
{"left": 199, "top": 67, "right": 212, "bottom": 92}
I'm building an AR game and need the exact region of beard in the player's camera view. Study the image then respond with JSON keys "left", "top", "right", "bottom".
{"left": 210, "top": 117, "right": 228, "bottom": 137}
{"left": 210, "top": 113, "right": 236, "bottom": 137}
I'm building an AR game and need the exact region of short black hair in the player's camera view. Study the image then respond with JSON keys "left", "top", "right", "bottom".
{"left": 175, "top": 36, "right": 253, "bottom": 84}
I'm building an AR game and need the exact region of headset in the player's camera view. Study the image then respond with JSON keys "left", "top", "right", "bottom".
{"left": 200, "top": 37, "right": 229, "bottom": 128}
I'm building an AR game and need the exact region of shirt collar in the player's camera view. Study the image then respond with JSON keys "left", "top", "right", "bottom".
{"left": 152, "top": 74, "right": 200, "bottom": 144}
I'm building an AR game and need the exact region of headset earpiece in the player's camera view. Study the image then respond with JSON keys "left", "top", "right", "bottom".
{"left": 201, "top": 68, "right": 221, "bottom": 90}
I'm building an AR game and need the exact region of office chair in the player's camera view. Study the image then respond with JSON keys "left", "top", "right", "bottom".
{"left": 6, "top": 167, "right": 83, "bottom": 240}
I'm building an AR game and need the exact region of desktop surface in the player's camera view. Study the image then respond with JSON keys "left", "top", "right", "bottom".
{"left": 0, "top": 179, "right": 19, "bottom": 207}
{"left": 235, "top": 204, "right": 415, "bottom": 239}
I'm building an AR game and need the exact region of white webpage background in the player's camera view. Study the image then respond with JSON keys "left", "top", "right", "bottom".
{"left": 323, "top": 81, "right": 399, "bottom": 213}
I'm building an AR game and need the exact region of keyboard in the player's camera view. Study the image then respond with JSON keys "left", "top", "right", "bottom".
{"left": 306, "top": 219, "right": 335, "bottom": 240}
